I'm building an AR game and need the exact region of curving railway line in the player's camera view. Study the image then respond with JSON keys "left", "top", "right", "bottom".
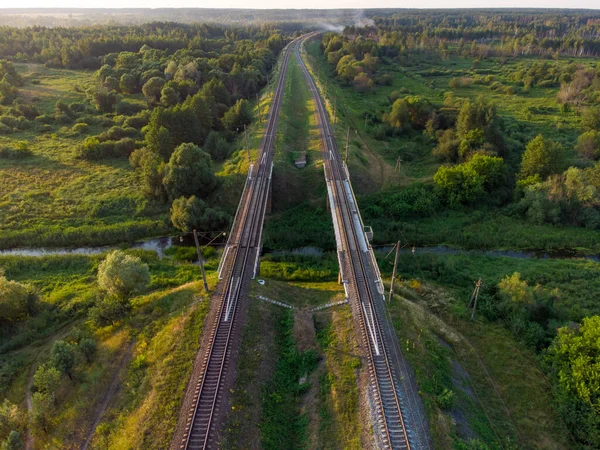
{"left": 295, "top": 36, "right": 421, "bottom": 449}
{"left": 175, "top": 37, "right": 298, "bottom": 450}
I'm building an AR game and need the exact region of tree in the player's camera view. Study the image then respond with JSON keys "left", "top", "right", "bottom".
{"left": 0, "top": 400, "right": 21, "bottom": 439}
{"left": 353, "top": 73, "right": 374, "bottom": 93}
{"left": 203, "top": 131, "right": 230, "bottom": 161}
{"left": 582, "top": 106, "right": 600, "bottom": 132}
{"left": 163, "top": 143, "right": 216, "bottom": 200}
{"left": 120, "top": 73, "right": 137, "bottom": 94}
{"left": 170, "top": 196, "right": 229, "bottom": 232}
{"left": 145, "top": 123, "right": 174, "bottom": 161}
{"left": 160, "top": 86, "right": 179, "bottom": 107}
{"left": 0, "top": 274, "right": 37, "bottom": 327}
{"left": 221, "top": 99, "right": 252, "bottom": 132}
{"left": 88, "top": 295, "right": 132, "bottom": 327}
{"left": 78, "top": 338, "right": 97, "bottom": 363}
{"left": 520, "top": 135, "right": 568, "bottom": 179}
{"left": 51, "top": 341, "right": 74, "bottom": 380}
{"left": 142, "top": 77, "right": 165, "bottom": 105}
{"left": 33, "top": 364, "right": 61, "bottom": 395}
{"left": 546, "top": 316, "right": 600, "bottom": 447}
{"left": 575, "top": 131, "right": 600, "bottom": 160}
{"left": 98, "top": 250, "right": 150, "bottom": 298}
{"left": 92, "top": 88, "right": 118, "bottom": 114}
{"left": 433, "top": 165, "right": 484, "bottom": 206}
{"left": 1, "top": 431, "right": 22, "bottom": 450}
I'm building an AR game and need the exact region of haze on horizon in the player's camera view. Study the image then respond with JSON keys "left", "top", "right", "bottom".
{"left": 1, "top": 1, "right": 599, "bottom": 10}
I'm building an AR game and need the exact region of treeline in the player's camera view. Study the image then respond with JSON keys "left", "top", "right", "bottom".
{"left": 342, "top": 10, "right": 600, "bottom": 58}
{"left": 0, "top": 22, "right": 285, "bottom": 70}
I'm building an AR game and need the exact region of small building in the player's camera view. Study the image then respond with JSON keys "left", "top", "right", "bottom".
{"left": 295, "top": 151, "right": 307, "bottom": 169}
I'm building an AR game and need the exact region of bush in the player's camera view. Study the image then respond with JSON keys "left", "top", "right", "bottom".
{"left": 98, "top": 250, "right": 150, "bottom": 298}
{"left": 71, "top": 122, "right": 89, "bottom": 134}
{"left": 124, "top": 114, "right": 149, "bottom": 130}
{"left": 77, "top": 137, "right": 136, "bottom": 160}
{"left": 115, "top": 100, "right": 143, "bottom": 116}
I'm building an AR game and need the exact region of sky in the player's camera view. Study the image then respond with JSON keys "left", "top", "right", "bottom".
{"left": 1, "top": 1, "right": 599, "bottom": 9}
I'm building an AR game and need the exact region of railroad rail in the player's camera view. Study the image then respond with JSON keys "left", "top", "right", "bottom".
{"left": 295, "top": 37, "right": 412, "bottom": 449}
{"left": 177, "top": 37, "right": 297, "bottom": 450}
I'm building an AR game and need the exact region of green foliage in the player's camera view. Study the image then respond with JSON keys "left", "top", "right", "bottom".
{"left": 170, "top": 196, "right": 229, "bottom": 233}
{"left": 203, "top": 130, "right": 230, "bottom": 161}
{"left": 163, "top": 143, "right": 216, "bottom": 200}
{"left": 91, "top": 88, "right": 119, "bottom": 113}
{"left": 1, "top": 431, "right": 22, "bottom": 450}
{"left": 221, "top": 98, "right": 252, "bottom": 133}
{"left": 546, "top": 316, "right": 600, "bottom": 447}
{"left": 33, "top": 364, "right": 61, "bottom": 396}
{"left": 575, "top": 130, "right": 600, "bottom": 160}
{"left": 98, "top": 250, "right": 150, "bottom": 298}
{"left": 88, "top": 295, "right": 132, "bottom": 327}
{"left": 50, "top": 340, "right": 75, "bottom": 379}
{"left": 78, "top": 338, "right": 97, "bottom": 363}
{"left": 142, "top": 77, "right": 165, "bottom": 105}
{"left": 434, "top": 154, "right": 506, "bottom": 206}
{"left": 520, "top": 135, "right": 568, "bottom": 180}
{"left": 260, "top": 311, "right": 319, "bottom": 450}
{"left": 0, "top": 274, "right": 37, "bottom": 327}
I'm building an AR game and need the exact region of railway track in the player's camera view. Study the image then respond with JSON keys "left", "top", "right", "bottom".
{"left": 177, "top": 37, "right": 297, "bottom": 450}
{"left": 295, "top": 37, "right": 412, "bottom": 449}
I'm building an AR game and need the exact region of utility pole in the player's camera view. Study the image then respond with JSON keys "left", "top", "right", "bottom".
{"left": 467, "top": 278, "right": 482, "bottom": 320}
{"left": 244, "top": 124, "right": 251, "bottom": 163}
{"left": 333, "top": 96, "right": 337, "bottom": 124}
{"left": 389, "top": 240, "right": 401, "bottom": 302}
{"left": 256, "top": 93, "right": 261, "bottom": 123}
{"left": 344, "top": 127, "right": 350, "bottom": 165}
{"left": 394, "top": 156, "right": 402, "bottom": 181}
{"left": 193, "top": 229, "right": 209, "bottom": 293}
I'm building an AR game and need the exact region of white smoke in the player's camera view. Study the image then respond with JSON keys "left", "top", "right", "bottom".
{"left": 352, "top": 10, "right": 375, "bottom": 28}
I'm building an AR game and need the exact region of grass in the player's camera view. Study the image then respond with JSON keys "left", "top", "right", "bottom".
{"left": 270, "top": 51, "right": 326, "bottom": 212}
{"left": 259, "top": 309, "right": 319, "bottom": 450}
{"left": 386, "top": 284, "right": 572, "bottom": 449}
{"left": 377, "top": 250, "right": 600, "bottom": 321}
{"left": 0, "top": 250, "right": 216, "bottom": 448}
{"left": 314, "top": 307, "right": 363, "bottom": 449}
{"left": 0, "top": 64, "right": 170, "bottom": 249}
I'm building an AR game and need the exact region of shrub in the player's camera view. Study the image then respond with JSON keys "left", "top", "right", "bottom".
{"left": 71, "top": 122, "right": 89, "bottom": 134}
{"left": 98, "top": 250, "right": 150, "bottom": 298}
{"left": 115, "top": 100, "right": 143, "bottom": 116}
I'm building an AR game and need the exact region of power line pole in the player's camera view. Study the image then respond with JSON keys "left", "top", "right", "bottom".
{"left": 333, "top": 96, "right": 337, "bottom": 124}
{"left": 467, "top": 278, "right": 482, "bottom": 320}
{"left": 244, "top": 124, "right": 251, "bottom": 163}
{"left": 256, "top": 93, "right": 261, "bottom": 123}
{"left": 389, "top": 240, "right": 401, "bottom": 302}
{"left": 193, "top": 229, "right": 209, "bottom": 293}
{"left": 344, "top": 127, "right": 350, "bottom": 165}
{"left": 394, "top": 156, "right": 402, "bottom": 181}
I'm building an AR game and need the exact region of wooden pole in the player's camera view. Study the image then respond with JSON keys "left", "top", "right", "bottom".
{"left": 345, "top": 127, "right": 350, "bottom": 165}
{"left": 469, "top": 278, "right": 482, "bottom": 320}
{"left": 256, "top": 93, "right": 261, "bottom": 123}
{"left": 244, "top": 124, "right": 250, "bottom": 163}
{"left": 193, "top": 229, "right": 209, "bottom": 293}
{"left": 389, "top": 240, "right": 401, "bottom": 302}
{"left": 333, "top": 96, "right": 337, "bottom": 124}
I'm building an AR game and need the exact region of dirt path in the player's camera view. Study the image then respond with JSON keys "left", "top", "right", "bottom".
{"left": 80, "top": 341, "right": 134, "bottom": 450}
{"left": 24, "top": 363, "right": 36, "bottom": 450}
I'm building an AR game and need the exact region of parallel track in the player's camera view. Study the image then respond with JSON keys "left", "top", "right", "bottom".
{"left": 296, "top": 37, "right": 411, "bottom": 449}
{"left": 179, "top": 38, "right": 297, "bottom": 450}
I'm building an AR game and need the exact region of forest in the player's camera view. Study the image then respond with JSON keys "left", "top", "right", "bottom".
{"left": 1, "top": 8, "right": 600, "bottom": 450}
